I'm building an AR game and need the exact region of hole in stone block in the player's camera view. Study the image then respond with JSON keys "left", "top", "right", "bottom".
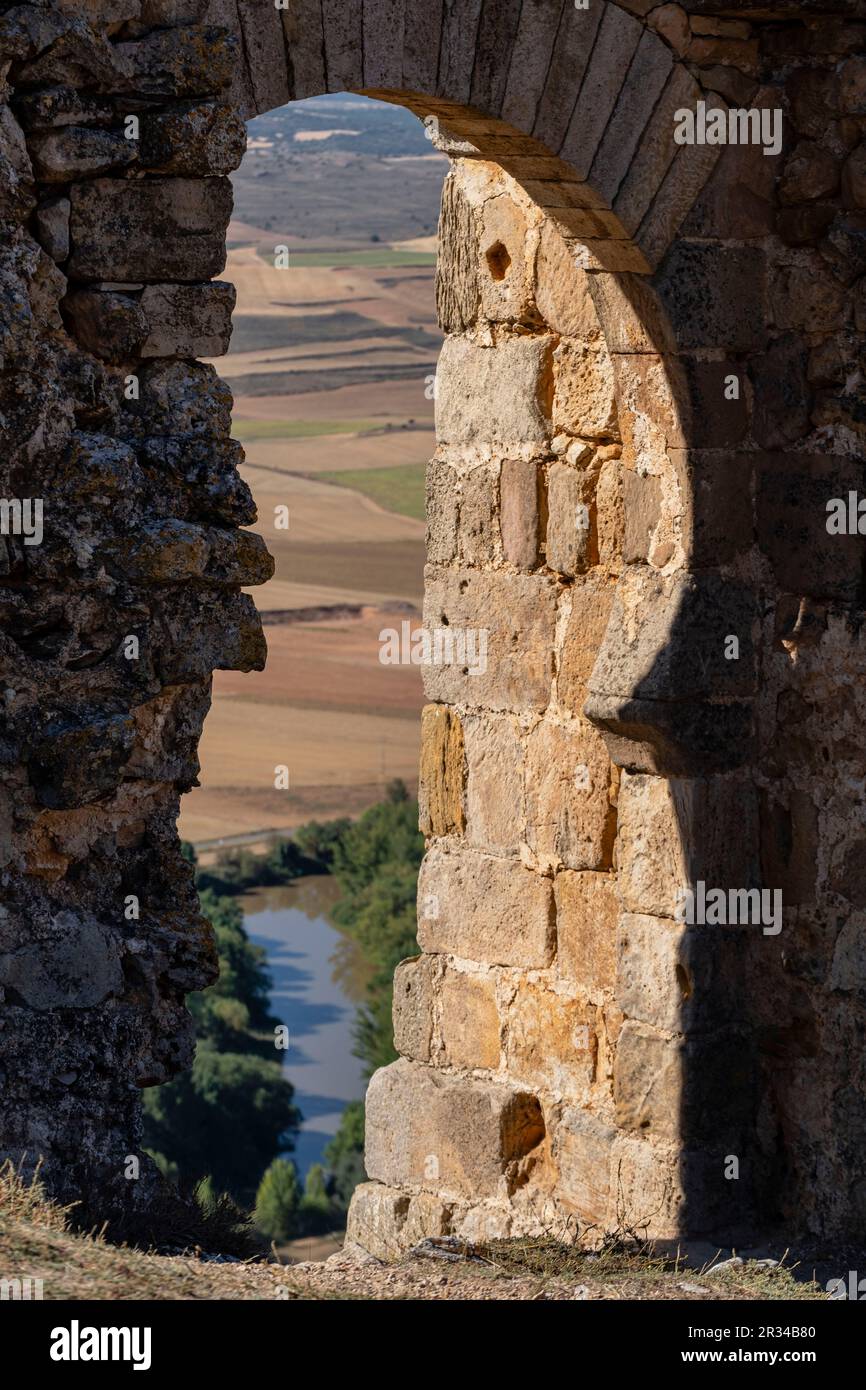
{"left": 485, "top": 240, "right": 511, "bottom": 281}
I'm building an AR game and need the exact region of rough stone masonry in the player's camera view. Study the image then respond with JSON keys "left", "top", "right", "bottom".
{"left": 0, "top": 0, "right": 865, "bottom": 1250}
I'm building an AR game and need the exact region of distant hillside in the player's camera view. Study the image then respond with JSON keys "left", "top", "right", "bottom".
{"left": 234, "top": 94, "right": 448, "bottom": 245}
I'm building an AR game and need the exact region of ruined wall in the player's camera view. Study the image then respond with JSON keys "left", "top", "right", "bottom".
{"left": 1, "top": 0, "right": 865, "bottom": 1247}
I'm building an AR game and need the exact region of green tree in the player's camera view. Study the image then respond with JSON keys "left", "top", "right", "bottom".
{"left": 300, "top": 1163, "right": 333, "bottom": 1233}
{"left": 143, "top": 1045, "right": 300, "bottom": 1200}
{"left": 324, "top": 1101, "right": 366, "bottom": 1212}
{"left": 254, "top": 1159, "right": 302, "bottom": 1242}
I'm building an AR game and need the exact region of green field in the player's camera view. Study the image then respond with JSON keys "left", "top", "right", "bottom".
{"left": 317, "top": 462, "right": 426, "bottom": 520}
{"left": 256, "top": 247, "right": 436, "bottom": 268}
{"left": 232, "top": 418, "right": 384, "bottom": 441}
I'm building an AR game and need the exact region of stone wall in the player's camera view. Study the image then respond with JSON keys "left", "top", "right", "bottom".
{"left": 1, "top": 0, "right": 865, "bottom": 1247}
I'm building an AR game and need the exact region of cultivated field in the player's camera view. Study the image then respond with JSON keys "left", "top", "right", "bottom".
{"left": 178, "top": 98, "right": 443, "bottom": 844}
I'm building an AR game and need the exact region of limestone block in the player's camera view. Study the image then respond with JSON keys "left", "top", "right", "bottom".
{"left": 435, "top": 173, "right": 479, "bottom": 334}
{"left": 534, "top": 222, "right": 604, "bottom": 342}
{"left": 63, "top": 288, "right": 148, "bottom": 362}
{"left": 552, "top": 1107, "right": 617, "bottom": 1221}
{"left": 113, "top": 25, "right": 237, "bottom": 97}
{"left": 589, "top": 28, "right": 673, "bottom": 205}
{"left": 364, "top": 1058, "right": 544, "bottom": 1199}
{"left": 587, "top": 566, "right": 758, "bottom": 707}
{"left": 546, "top": 459, "right": 597, "bottom": 575}
{"left": 614, "top": 1020, "right": 681, "bottom": 1138}
{"left": 422, "top": 566, "right": 558, "bottom": 713}
{"left": 27, "top": 128, "right": 137, "bottom": 182}
{"left": 479, "top": 193, "right": 533, "bottom": 323}
{"left": 417, "top": 844, "right": 555, "bottom": 969}
{"left": 555, "top": 869, "right": 618, "bottom": 993}
{"left": 68, "top": 178, "right": 231, "bottom": 282}
{"left": 505, "top": 980, "right": 594, "bottom": 1102}
{"left": 609, "top": 1133, "right": 683, "bottom": 1236}
{"left": 346, "top": 1182, "right": 410, "bottom": 1260}
{"left": 556, "top": 570, "right": 615, "bottom": 715}
{"left": 418, "top": 704, "right": 465, "bottom": 838}
{"left": 139, "top": 281, "right": 236, "bottom": 357}
{"left": 616, "top": 771, "right": 761, "bottom": 920}
{"left": 392, "top": 956, "right": 435, "bottom": 1063}
{"left": 499, "top": 457, "right": 540, "bottom": 570}
{"left": 435, "top": 335, "right": 553, "bottom": 451}
{"left": 462, "top": 713, "right": 524, "bottom": 856}
{"left": 439, "top": 968, "right": 500, "bottom": 1070}
{"left": 552, "top": 340, "right": 618, "bottom": 440}
{"left": 596, "top": 455, "right": 623, "bottom": 573}
{"left": 524, "top": 719, "right": 615, "bottom": 872}
{"left": 425, "top": 458, "right": 458, "bottom": 565}
{"left": 35, "top": 196, "right": 70, "bottom": 263}
{"left": 457, "top": 462, "right": 497, "bottom": 565}
{"left": 140, "top": 101, "right": 246, "bottom": 176}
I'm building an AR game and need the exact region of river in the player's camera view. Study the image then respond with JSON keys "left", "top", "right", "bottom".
{"left": 241, "top": 876, "right": 368, "bottom": 1178}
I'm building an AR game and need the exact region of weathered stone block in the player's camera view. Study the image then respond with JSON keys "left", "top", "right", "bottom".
{"left": 524, "top": 719, "right": 615, "bottom": 872}
{"left": 68, "top": 178, "right": 231, "bottom": 282}
{"left": 546, "top": 459, "right": 596, "bottom": 575}
{"left": 418, "top": 704, "right": 464, "bottom": 838}
{"left": 345, "top": 1182, "right": 410, "bottom": 1260}
{"left": 553, "top": 1107, "right": 617, "bottom": 1221}
{"left": 552, "top": 340, "right": 617, "bottom": 440}
{"left": 439, "top": 969, "right": 500, "bottom": 1070}
{"left": 140, "top": 100, "right": 246, "bottom": 176}
{"left": 614, "top": 1020, "right": 681, "bottom": 1138}
{"left": 425, "top": 457, "right": 458, "bottom": 565}
{"left": 587, "top": 566, "right": 758, "bottom": 708}
{"left": 534, "top": 222, "right": 604, "bottom": 342}
{"left": 479, "top": 193, "right": 533, "bottom": 323}
{"left": 617, "top": 771, "right": 761, "bottom": 920}
{"left": 457, "top": 462, "right": 497, "bottom": 565}
{"left": 392, "top": 956, "right": 435, "bottom": 1063}
{"left": 435, "top": 335, "right": 552, "bottom": 451}
{"left": 63, "top": 288, "right": 148, "bottom": 362}
{"left": 417, "top": 844, "right": 554, "bottom": 969}
{"left": 422, "top": 566, "right": 558, "bottom": 713}
{"left": 35, "top": 196, "right": 70, "bottom": 263}
{"left": 557, "top": 570, "right": 616, "bottom": 715}
{"left": 27, "top": 128, "right": 137, "bottom": 183}
{"left": 654, "top": 242, "right": 767, "bottom": 353}
{"left": 672, "top": 449, "right": 754, "bottom": 568}
{"left": 555, "top": 869, "right": 618, "bottom": 993}
{"left": 114, "top": 25, "right": 237, "bottom": 97}
{"left": 499, "top": 457, "right": 540, "bottom": 569}
{"left": 506, "top": 979, "right": 594, "bottom": 1102}
{"left": 139, "top": 281, "right": 235, "bottom": 357}
{"left": 364, "top": 1058, "right": 544, "bottom": 1199}
{"left": 462, "top": 713, "right": 523, "bottom": 856}
{"left": 435, "top": 173, "right": 479, "bottom": 334}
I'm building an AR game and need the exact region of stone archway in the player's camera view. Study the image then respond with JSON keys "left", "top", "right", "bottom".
{"left": 1, "top": 0, "right": 864, "bottom": 1248}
